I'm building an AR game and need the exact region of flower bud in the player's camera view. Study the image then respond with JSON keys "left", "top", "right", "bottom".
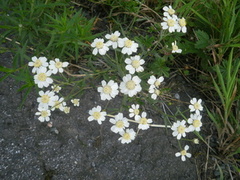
{"left": 193, "top": 138, "right": 199, "bottom": 144}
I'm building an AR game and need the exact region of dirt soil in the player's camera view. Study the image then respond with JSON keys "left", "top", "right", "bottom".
{"left": 0, "top": 50, "right": 208, "bottom": 180}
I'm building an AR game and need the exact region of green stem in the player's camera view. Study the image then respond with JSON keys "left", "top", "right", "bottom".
{"left": 106, "top": 114, "right": 171, "bottom": 128}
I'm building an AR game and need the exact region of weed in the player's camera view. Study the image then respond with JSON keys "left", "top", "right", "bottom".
{"left": 177, "top": 0, "right": 240, "bottom": 177}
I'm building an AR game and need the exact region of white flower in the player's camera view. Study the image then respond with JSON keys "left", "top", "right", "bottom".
{"left": 91, "top": 38, "right": 109, "bottom": 55}
{"left": 175, "top": 145, "right": 192, "bottom": 161}
{"left": 35, "top": 106, "right": 51, "bottom": 122}
{"left": 34, "top": 67, "right": 53, "bottom": 88}
{"left": 71, "top": 99, "right": 80, "bottom": 106}
{"left": 189, "top": 98, "right": 203, "bottom": 114}
{"left": 177, "top": 17, "right": 187, "bottom": 33}
{"left": 63, "top": 106, "right": 70, "bottom": 114}
{"left": 51, "top": 85, "right": 61, "bottom": 93}
{"left": 37, "top": 90, "right": 58, "bottom": 109}
{"left": 105, "top": 31, "right": 121, "bottom": 49}
{"left": 120, "top": 74, "right": 142, "bottom": 97}
{"left": 172, "top": 41, "right": 182, "bottom": 53}
{"left": 125, "top": 55, "right": 145, "bottom": 74}
{"left": 171, "top": 120, "right": 190, "bottom": 140}
{"left": 148, "top": 86, "right": 160, "bottom": 100}
{"left": 163, "top": 5, "right": 176, "bottom": 17}
{"left": 51, "top": 96, "right": 66, "bottom": 111}
{"left": 88, "top": 106, "right": 106, "bottom": 125}
{"left": 97, "top": 80, "right": 119, "bottom": 101}
{"left": 161, "top": 15, "right": 179, "bottom": 33}
{"left": 109, "top": 113, "right": 129, "bottom": 133}
{"left": 147, "top": 75, "right": 164, "bottom": 88}
{"left": 28, "top": 56, "right": 49, "bottom": 73}
{"left": 118, "top": 128, "right": 136, "bottom": 144}
{"left": 147, "top": 75, "right": 164, "bottom": 100}
{"left": 135, "top": 112, "right": 152, "bottom": 130}
{"left": 118, "top": 37, "right": 138, "bottom": 55}
{"left": 188, "top": 113, "right": 203, "bottom": 132}
{"left": 49, "top": 58, "right": 69, "bottom": 74}
{"left": 129, "top": 104, "right": 140, "bottom": 119}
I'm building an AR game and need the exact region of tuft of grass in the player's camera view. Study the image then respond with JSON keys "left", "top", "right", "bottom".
{"left": 43, "top": 7, "right": 99, "bottom": 61}
{"left": 208, "top": 48, "right": 240, "bottom": 157}
{"left": 0, "top": 0, "right": 98, "bottom": 61}
{"left": 0, "top": 0, "right": 98, "bottom": 104}
{"left": 177, "top": 0, "right": 240, "bottom": 177}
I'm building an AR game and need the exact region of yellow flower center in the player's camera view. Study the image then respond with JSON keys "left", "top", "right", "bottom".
{"left": 126, "top": 80, "right": 136, "bottom": 90}
{"left": 131, "top": 60, "right": 140, "bottom": 68}
{"left": 34, "top": 59, "right": 42, "bottom": 67}
{"left": 96, "top": 41, "right": 104, "bottom": 49}
{"left": 154, "top": 89, "right": 160, "bottom": 95}
{"left": 41, "top": 95, "right": 50, "bottom": 103}
{"left": 177, "top": 125, "right": 185, "bottom": 134}
{"left": 179, "top": 18, "right": 186, "bottom": 27}
{"left": 55, "top": 61, "right": 63, "bottom": 69}
{"left": 172, "top": 44, "right": 179, "bottom": 51}
{"left": 193, "top": 119, "right": 201, "bottom": 127}
{"left": 64, "top": 107, "right": 70, "bottom": 114}
{"left": 193, "top": 138, "right": 199, "bottom": 144}
{"left": 116, "top": 121, "right": 124, "bottom": 128}
{"left": 110, "top": 35, "right": 118, "bottom": 42}
{"left": 41, "top": 110, "right": 49, "bottom": 117}
{"left": 133, "top": 109, "right": 139, "bottom": 115}
{"left": 139, "top": 117, "right": 148, "bottom": 125}
{"left": 167, "top": 19, "right": 175, "bottom": 27}
{"left": 54, "top": 101, "right": 61, "bottom": 109}
{"left": 123, "top": 132, "right": 131, "bottom": 140}
{"left": 93, "top": 111, "right": 101, "bottom": 120}
{"left": 124, "top": 40, "right": 133, "bottom": 48}
{"left": 181, "top": 150, "right": 187, "bottom": 156}
{"left": 53, "top": 85, "right": 61, "bottom": 92}
{"left": 154, "top": 81, "right": 161, "bottom": 87}
{"left": 72, "top": 99, "right": 79, "bottom": 105}
{"left": 168, "top": 9, "right": 175, "bottom": 15}
{"left": 37, "top": 73, "right": 47, "bottom": 81}
{"left": 194, "top": 103, "right": 200, "bottom": 110}
{"left": 103, "top": 85, "right": 112, "bottom": 94}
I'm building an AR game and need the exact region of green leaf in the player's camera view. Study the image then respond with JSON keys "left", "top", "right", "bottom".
{"left": 194, "top": 30, "right": 210, "bottom": 49}
{"left": 18, "top": 86, "right": 33, "bottom": 108}
{"left": 0, "top": 66, "right": 15, "bottom": 73}
{"left": 17, "top": 82, "right": 34, "bottom": 92}
{"left": 228, "top": 147, "right": 240, "bottom": 157}
{"left": 0, "top": 73, "right": 11, "bottom": 82}
{"left": 216, "top": 163, "right": 224, "bottom": 180}
{"left": 148, "top": 57, "right": 170, "bottom": 77}
{"left": 232, "top": 163, "right": 240, "bottom": 173}
{"left": 224, "top": 43, "right": 240, "bottom": 47}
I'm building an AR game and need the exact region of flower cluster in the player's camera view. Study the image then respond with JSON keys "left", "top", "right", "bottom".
{"left": 92, "top": 31, "right": 166, "bottom": 101}
{"left": 171, "top": 97, "right": 204, "bottom": 161}
{"left": 161, "top": 5, "right": 187, "bottom": 33}
{"left": 147, "top": 75, "right": 164, "bottom": 100}
{"left": 91, "top": 31, "right": 150, "bottom": 99}
{"left": 91, "top": 31, "right": 139, "bottom": 56}
{"left": 161, "top": 5, "right": 186, "bottom": 53}
{"left": 28, "top": 56, "right": 79, "bottom": 122}
{"left": 87, "top": 5, "right": 201, "bottom": 162}
{"left": 88, "top": 104, "right": 153, "bottom": 144}
{"left": 24, "top": 3, "right": 202, "bottom": 164}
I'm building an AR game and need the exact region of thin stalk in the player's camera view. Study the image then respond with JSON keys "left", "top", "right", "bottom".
{"left": 106, "top": 114, "right": 171, "bottom": 128}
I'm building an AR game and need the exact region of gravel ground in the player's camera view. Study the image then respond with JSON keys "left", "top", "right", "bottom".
{"left": 0, "top": 52, "right": 205, "bottom": 180}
